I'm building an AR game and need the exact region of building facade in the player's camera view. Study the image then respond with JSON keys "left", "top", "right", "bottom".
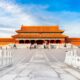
{"left": 0, "top": 25, "right": 80, "bottom": 48}
{"left": 12, "top": 25, "right": 68, "bottom": 48}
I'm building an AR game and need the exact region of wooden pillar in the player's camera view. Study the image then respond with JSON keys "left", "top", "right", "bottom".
{"left": 54, "top": 40, "right": 56, "bottom": 44}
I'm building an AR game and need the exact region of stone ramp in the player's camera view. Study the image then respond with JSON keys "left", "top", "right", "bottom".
{"left": 10, "top": 49, "right": 66, "bottom": 64}
{"left": 0, "top": 49, "right": 80, "bottom": 80}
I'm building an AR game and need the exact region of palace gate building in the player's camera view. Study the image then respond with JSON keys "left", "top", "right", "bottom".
{"left": 12, "top": 25, "right": 69, "bottom": 48}
{"left": 0, "top": 25, "right": 80, "bottom": 48}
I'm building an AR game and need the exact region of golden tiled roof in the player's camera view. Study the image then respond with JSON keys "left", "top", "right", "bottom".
{"left": 69, "top": 38, "right": 80, "bottom": 41}
{"left": 12, "top": 33, "right": 67, "bottom": 38}
{"left": 16, "top": 25, "right": 64, "bottom": 33}
{"left": 71, "top": 42, "right": 80, "bottom": 46}
{"left": 0, "top": 38, "right": 15, "bottom": 42}
{"left": 69, "top": 38, "right": 80, "bottom": 46}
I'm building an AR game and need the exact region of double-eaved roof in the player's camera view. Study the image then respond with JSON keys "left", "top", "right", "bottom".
{"left": 12, "top": 33, "right": 67, "bottom": 38}
{"left": 16, "top": 25, "right": 64, "bottom": 33}
{"left": 12, "top": 25, "right": 67, "bottom": 38}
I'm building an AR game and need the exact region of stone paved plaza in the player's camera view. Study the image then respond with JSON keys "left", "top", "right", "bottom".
{"left": 0, "top": 49, "right": 80, "bottom": 80}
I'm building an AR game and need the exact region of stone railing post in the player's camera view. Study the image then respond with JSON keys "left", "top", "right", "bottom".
{"left": 0, "top": 49, "right": 13, "bottom": 67}
{"left": 65, "top": 49, "right": 80, "bottom": 69}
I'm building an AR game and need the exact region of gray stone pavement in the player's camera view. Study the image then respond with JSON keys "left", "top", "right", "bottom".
{"left": 0, "top": 49, "right": 80, "bottom": 80}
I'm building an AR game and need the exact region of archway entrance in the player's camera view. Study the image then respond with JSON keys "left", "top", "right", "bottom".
{"left": 36, "top": 40, "right": 44, "bottom": 45}
{"left": 50, "top": 40, "right": 55, "bottom": 43}
{"left": 30, "top": 40, "right": 35, "bottom": 44}
{"left": 19, "top": 40, "right": 24, "bottom": 44}
{"left": 56, "top": 40, "right": 61, "bottom": 43}
{"left": 25, "top": 40, "right": 30, "bottom": 44}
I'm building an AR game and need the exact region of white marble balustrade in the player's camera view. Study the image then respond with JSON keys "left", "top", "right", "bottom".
{"left": 65, "top": 49, "right": 80, "bottom": 68}
{"left": 0, "top": 49, "right": 13, "bottom": 68}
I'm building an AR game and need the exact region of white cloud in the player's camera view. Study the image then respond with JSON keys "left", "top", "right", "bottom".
{"left": 0, "top": 32, "right": 13, "bottom": 38}
{"left": 0, "top": 27, "right": 16, "bottom": 38}
{"left": 0, "top": 0, "right": 80, "bottom": 37}
{"left": 0, "top": 0, "right": 39, "bottom": 37}
{"left": 31, "top": 10, "right": 80, "bottom": 37}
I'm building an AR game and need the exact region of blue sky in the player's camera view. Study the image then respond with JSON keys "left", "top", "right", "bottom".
{"left": 15, "top": 0, "right": 80, "bottom": 11}
{"left": 0, "top": 0, "right": 80, "bottom": 37}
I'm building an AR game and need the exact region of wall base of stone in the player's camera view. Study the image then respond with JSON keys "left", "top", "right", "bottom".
{"left": 12, "top": 43, "right": 78, "bottom": 49}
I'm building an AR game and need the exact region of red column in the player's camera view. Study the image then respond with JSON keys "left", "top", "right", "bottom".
{"left": 54, "top": 40, "right": 56, "bottom": 44}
